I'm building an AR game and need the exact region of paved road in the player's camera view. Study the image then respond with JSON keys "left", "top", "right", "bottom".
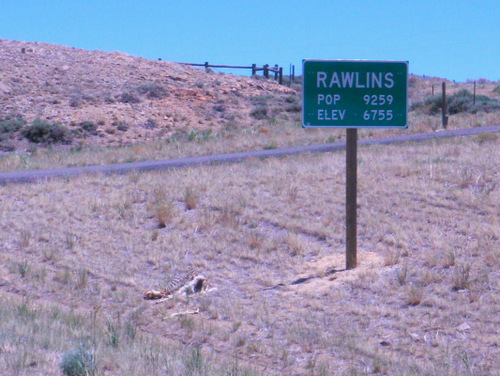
{"left": 1, "top": 125, "right": 499, "bottom": 185}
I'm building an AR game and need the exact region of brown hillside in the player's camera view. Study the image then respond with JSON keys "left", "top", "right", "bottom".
{"left": 0, "top": 39, "right": 295, "bottom": 146}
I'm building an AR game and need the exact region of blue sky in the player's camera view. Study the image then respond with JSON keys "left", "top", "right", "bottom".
{"left": 1, "top": 0, "right": 499, "bottom": 81}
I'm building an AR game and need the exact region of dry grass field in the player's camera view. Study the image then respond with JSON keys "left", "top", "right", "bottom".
{"left": 1, "top": 133, "right": 499, "bottom": 375}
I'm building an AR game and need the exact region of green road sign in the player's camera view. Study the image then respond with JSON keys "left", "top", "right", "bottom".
{"left": 303, "top": 60, "right": 408, "bottom": 128}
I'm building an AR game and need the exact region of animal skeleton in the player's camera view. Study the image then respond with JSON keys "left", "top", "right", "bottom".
{"left": 143, "top": 267, "right": 210, "bottom": 300}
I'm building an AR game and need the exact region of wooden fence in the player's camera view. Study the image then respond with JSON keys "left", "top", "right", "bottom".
{"left": 252, "top": 64, "right": 283, "bottom": 84}
{"left": 175, "top": 61, "right": 295, "bottom": 85}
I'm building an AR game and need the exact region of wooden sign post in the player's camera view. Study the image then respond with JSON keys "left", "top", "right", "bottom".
{"left": 345, "top": 128, "right": 358, "bottom": 269}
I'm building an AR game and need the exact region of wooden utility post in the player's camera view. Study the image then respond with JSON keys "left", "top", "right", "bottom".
{"left": 442, "top": 82, "right": 448, "bottom": 128}
{"left": 346, "top": 129, "right": 358, "bottom": 269}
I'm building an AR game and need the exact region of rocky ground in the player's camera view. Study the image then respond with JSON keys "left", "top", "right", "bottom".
{"left": 0, "top": 39, "right": 296, "bottom": 147}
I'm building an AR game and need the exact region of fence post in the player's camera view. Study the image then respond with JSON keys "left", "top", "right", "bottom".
{"left": 274, "top": 64, "right": 279, "bottom": 80}
{"left": 279, "top": 67, "right": 283, "bottom": 85}
{"left": 442, "top": 82, "right": 448, "bottom": 129}
{"left": 264, "top": 64, "right": 269, "bottom": 79}
{"left": 204, "top": 62, "right": 209, "bottom": 72}
{"left": 473, "top": 81, "right": 476, "bottom": 105}
{"left": 252, "top": 64, "right": 256, "bottom": 76}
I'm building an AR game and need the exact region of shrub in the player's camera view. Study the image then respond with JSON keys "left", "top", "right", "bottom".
{"left": 410, "top": 94, "right": 442, "bottom": 115}
{"left": 187, "top": 130, "right": 198, "bottom": 141}
{"left": 411, "top": 90, "right": 500, "bottom": 115}
{"left": 112, "top": 121, "right": 129, "bottom": 132}
{"left": 251, "top": 95, "right": 274, "bottom": 105}
{"left": 492, "top": 84, "right": 500, "bottom": 94}
{"left": 200, "top": 129, "right": 213, "bottom": 141}
{"left": 104, "top": 96, "right": 115, "bottom": 104}
{"left": 0, "top": 140, "right": 16, "bottom": 152}
{"left": 449, "top": 90, "right": 500, "bottom": 114}
{"left": 21, "top": 119, "right": 71, "bottom": 144}
{"left": 213, "top": 104, "right": 226, "bottom": 112}
{"left": 184, "top": 187, "right": 200, "bottom": 210}
{"left": 69, "top": 94, "right": 84, "bottom": 108}
{"left": 406, "top": 285, "right": 424, "bottom": 306}
{"left": 116, "top": 123, "right": 129, "bottom": 132}
{"left": 285, "top": 103, "right": 302, "bottom": 113}
{"left": 250, "top": 105, "right": 268, "bottom": 119}
{"left": 475, "top": 132, "right": 499, "bottom": 144}
{"left": 0, "top": 115, "right": 25, "bottom": 133}
{"left": 155, "top": 201, "right": 175, "bottom": 228}
{"left": 452, "top": 262, "right": 471, "bottom": 291}
{"left": 137, "top": 82, "right": 168, "bottom": 99}
{"left": 78, "top": 121, "right": 98, "bottom": 135}
{"left": 408, "top": 75, "right": 419, "bottom": 87}
{"left": 143, "top": 118, "right": 157, "bottom": 129}
{"left": 60, "top": 346, "right": 97, "bottom": 376}
{"left": 447, "top": 90, "right": 473, "bottom": 114}
{"left": 119, "top": 92, "right": 141, "bottom": 104}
